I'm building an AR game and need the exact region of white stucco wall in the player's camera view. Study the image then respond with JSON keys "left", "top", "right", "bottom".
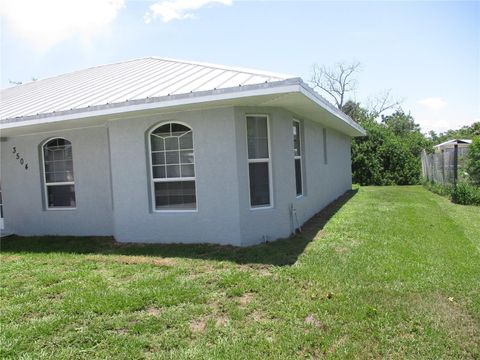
{"left": 0, "top": 105, "right": 353, "bottom": 245}
{"left": 108, "top": 107, "right": 243, "bottom": 245}
{"left": 234, "top": 107, "right": 352, "bottom": 246}
{"left": 0, "top": 126, "right": 114, "bottom": 236}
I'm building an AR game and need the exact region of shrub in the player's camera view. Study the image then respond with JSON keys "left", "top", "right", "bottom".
{"left": 466, "top": 136, "right": 480, "bottom": 185}
{"left": 423, "top": 181, "right": 453, "bottom": 197}
{"left": 451, "top": 182, "right": 480, "bottom": 206}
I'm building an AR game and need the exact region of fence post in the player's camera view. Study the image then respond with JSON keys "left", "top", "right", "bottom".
{"left": 453, "top": 144, "right": 458, "bottom": 186}
{"left": 441, "top": 149, "right": 445, "bottom": 184}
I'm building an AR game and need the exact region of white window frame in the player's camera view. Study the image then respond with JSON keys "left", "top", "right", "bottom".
{"left": 246, "top": 114, "right": 273, "bottom": 210}
{"left": 41, "top": 137, "right": 76, "bottom": 211}
{"left": 147, "top": 121, "right": 198, "bottom": 213}
{"left": 293, "top": 119, "right": 304, "bottom": 198}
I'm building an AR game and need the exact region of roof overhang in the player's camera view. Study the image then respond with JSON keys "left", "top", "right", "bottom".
{"left": 0, "top": 78, "right": 365, "bottom": 137}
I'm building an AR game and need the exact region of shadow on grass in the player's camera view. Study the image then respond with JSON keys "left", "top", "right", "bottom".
{"left": 1, "top": 190, "right": 358, "bottom": 266}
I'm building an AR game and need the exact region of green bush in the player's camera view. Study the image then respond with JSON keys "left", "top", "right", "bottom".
{"left": 451, "top": 182, "right": 480, "bottom": 206}
{"left": 423, "top": 181, "right": 453, "bottom": 197}
{"left": 466, "top": 136, "right": 480, "bottom": 185}
{"left": 345, "top": 103, "right": 431, "bottom": 186}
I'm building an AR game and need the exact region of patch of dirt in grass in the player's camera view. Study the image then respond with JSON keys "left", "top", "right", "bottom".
{"left": 190, "top": 319, "right": 207, "bottom": 333}
{"left": 250, "top": 310, "right": 267, "bottom": 323}
{"left": 238, "top": 264, "right": 273, "bottom": 276}
{"left": 85, "top": 255, "right": 176, "bottom": 267}
{"left": 237, "top": 292, "right": 254, "bottom": 307}
{"left": 46, "top": 293, "right": 64, "bottom": 301}
{"left": 145, "top": 307, "right": 162, "bottom": 317}
{"left": 304, "top": 314, "right": 327, "bottom": 331}
{"left": 114, "top": 328, "right": 129, "bottom": 335}
{"left": 215, "top": 315, "right": 229, "bottom": 327}
{"left": 0, "top": 255, "right": 21, "bottom": 262}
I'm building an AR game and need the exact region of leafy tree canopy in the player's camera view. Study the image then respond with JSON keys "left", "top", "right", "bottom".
{"left": 343, "top": 101, "right": 431, "bottom": 185}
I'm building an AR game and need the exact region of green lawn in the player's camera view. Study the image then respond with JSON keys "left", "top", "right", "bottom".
{"left": 1, "top": 186, "right": 479, "bottom": 359}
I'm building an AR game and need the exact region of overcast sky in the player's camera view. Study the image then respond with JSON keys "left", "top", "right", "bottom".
{"left": 1, "top": 0, "right": 478, "bottom": 133}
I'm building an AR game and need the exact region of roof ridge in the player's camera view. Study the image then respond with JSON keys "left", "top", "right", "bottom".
{"left": 148, "top": 57, "right": 295, "bottom": 80}
{"left": 2, "top": 57, "right": 295, "bottom": 92}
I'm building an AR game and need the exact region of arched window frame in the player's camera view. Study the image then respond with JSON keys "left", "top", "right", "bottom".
{"left": 147, "top": 121, "right": 198, "bottom": 212}
{"left": 41, "top": 137, "right": 76, "bottom": 210}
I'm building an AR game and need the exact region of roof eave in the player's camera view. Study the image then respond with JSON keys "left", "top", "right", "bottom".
{"left": 0, "top": 78, "right": 365, "bottom": 137}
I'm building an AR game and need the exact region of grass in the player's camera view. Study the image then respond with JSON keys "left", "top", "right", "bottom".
{"left": 1, "top": 186, "right": 479, "bottom": 359}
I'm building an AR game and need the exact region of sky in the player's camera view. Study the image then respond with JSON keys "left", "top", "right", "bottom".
{"left": 1, "top": 0, "right": 479, "bottom": 133}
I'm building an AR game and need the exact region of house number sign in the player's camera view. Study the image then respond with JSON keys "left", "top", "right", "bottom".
{"left": 11, "top": 147, "right": 29, "bottom": 170}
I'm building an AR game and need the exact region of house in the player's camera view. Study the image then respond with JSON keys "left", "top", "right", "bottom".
{"left": 0, "top": 57, "right": 365, "bottom": 246}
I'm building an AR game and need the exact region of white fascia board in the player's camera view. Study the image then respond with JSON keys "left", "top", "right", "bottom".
{"left": 297, "top": 81, "right": 366, "bottom": 136}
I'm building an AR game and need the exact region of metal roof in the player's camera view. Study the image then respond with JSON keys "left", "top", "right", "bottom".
{"left": 434, "top": 139, "right": 472, "bottom": 148}
{"left": 0, "top": 57, "right": 365, "bottom": 137}
{"left": 0, "top": 57, "right": 292, "bottom": 121}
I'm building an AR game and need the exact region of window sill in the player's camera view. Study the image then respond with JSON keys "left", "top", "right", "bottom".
{"left": 152, "top": 209, "right": 198, "bottom": 214}
{"left": 249, "top": 205, "right": 273, "bottom": 211}
{"left": 46, "top": 207, "right": 77, "bottom": 211}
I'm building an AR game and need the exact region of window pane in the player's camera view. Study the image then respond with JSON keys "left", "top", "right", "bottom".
{"left": 247, "top": 116, "right": 269, "bottom": 159}
{"left": 165, "top": 151, "right": 180, "bottom": 165}
{"left": 165, "top": 137, "right": 179, "bottom": 151}
{"left": 151, "top": 135, "right": 165, "bottom": 151}
{"left": 179, "top": 132, "right": 193, "bottom": 149}
{"left": 249, "top": 162, "right": 270, "bottom": 207}
{"left": 152, "top": 166, "right": 166, "bottom": 179}
{"left": 295, "top": 158, "right": 302, "bottom": 196}
{"left": 293, "top": 121, "right": 301, "bottom": 156}
{"left": 53, "top": 149, "right": 66, "bottom": 161}
{"left": 166, "top": 165, "right": 180, "bottom": 178}
{"left": 180, "top": 150, "right": 194, "bottom": 164}
{"left": 181, "top": 164, "right": 195, "bottom": 177}
{"left": 152, "top": 124, "right": 170, "bottom": 136}
{"left": 248, "top": 138, "right": 268, "bottom": 159}
{"left": 172, "top": 123, "right": 190, "bottom": 135}
{"left": 154, "top": 181, "right": 196, "bottom": 210}
{"left": 47, "top": 185, "right": 76, "bottom": 207}
{"left": 323, "top": 128, "right": 328, "bottom": 164}
{"left": 44, "top": 150, "right": 54, "bottom": 162}
{"left": 151, "top": 152, "right": 165, "bottom": 165}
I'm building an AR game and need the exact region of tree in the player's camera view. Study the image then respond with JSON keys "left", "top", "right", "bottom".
{"left": 366, "top": 89, "right": 402, "bottom": 118}
{"left": 347, "top": 102, "right": 430, "bottom": 185}
{"left": 381, "top": 110, "right": 420, "bottom": 136}
{"left": 433, "top": 122, "right": 480, "bottom": 144}
{"left": 311, "top": 61, "right": 361, "bottom": 109}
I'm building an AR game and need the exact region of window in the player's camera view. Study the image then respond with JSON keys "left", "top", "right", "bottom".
{"left": 150, "top": 122, "right": 196, "bottom": 211}
{"left": 42, "top": 138, "right": 76, "bottom": 209}
{"left": 293, "top": 120, "right": 303, "bottom": 196}
{"left": 0, "top": 181, "right": 3, "bottom": 218}
{"left": 323, "top": 128, "right": 328, "bottom": 164}
{"left": 247, "top": 115, "right": 271, "bottom": 208}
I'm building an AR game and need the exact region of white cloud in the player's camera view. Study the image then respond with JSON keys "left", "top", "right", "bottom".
{"left": 144, "top": 0, "right": 232, "bottom": 24}
{"left": 418, "top": 97, "right": 447, "bottom": 111}
{"left": 0, "top": 0, "right": 125, "bottom": 52}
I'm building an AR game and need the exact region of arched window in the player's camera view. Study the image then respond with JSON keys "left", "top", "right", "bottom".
{"left": 42, "top": 138, "right": 76, "bottom": 209}
{"left": 150, "top": 122, "right": 196, "bottom": 210}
